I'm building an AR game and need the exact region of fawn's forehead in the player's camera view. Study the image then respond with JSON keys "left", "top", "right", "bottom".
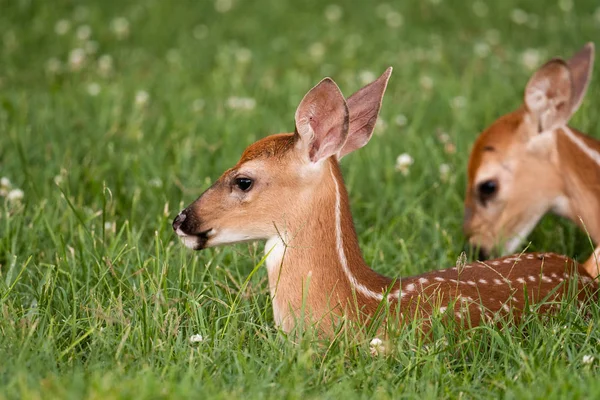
{"left": 467, "top": 109, "right": 526, "bottom": 182}
{"left": 237, "top": 133, "right": 297, "bottom": 164}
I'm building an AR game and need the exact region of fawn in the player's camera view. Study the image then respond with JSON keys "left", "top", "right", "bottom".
{"left": 463, "top": 43, "right": 600, "bottom": 278}
{"left": 174, "top": 69, "right": 596, "bottom": 336}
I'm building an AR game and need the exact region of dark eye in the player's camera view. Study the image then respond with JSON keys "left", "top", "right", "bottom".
{"left": 478, "top": 179, "right": 498, "bottom": 203}
{"left": 234, "top": 177, "right": 253, "bottom": 192}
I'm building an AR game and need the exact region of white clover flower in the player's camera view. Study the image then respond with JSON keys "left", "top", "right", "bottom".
{"left": 419, "top": 75, "right": 434, "bottom": 90}
{"left": 68, "top": 48, "right": 86, "bottom": 71}
{"left": 359, "top": 70, "right": 376, "bottom": 85}
{"left": 54, "top": 175, "right": 64, "bottom": 185}
{"left": 521, "top": 48, "right": 541, "bottom": 71}
{"left": 439, "top": 163, "right": 451, "bottom": 182}
{"left": 324, "top": 4, "right": 343, "bottom": 22}
{"left": 395, "top": 114, "right": 408, "bottom": 127}
{"left": 369, "top": 338, "right": 385, "bottom": 356}
{"left": 111, "top": 17, "right": 130, "bottom": 39}
{"left": 451, "top": 96, "right": 467, "bottom": 109}
{"left": 226, "top": 96, "right": 256, "bottom": 110}
{"left": 7, "top": 188, "right": 24, "bottom": 202}
{"left": 558, "top": 0, "right": 573, "bottom": 13}
{"left": 215, "top": 0, "right": 233, "bottom": 13}
{"left": 98, "top": 54, "right": 113, "bottom": 76}
{"left": 87, "top": 82, "right": 101, "bottom": 96}
{"left": 193, "top": 25, "right": 209, "bottom": 40}
{"left": 511, "top": 9, "right": 528, "bottom": 25}
{"left": 135, "top": 90, "right": 150, "bottom": 106}
{"left": 45, "top": 58, "right": 62, "bottom": 75}
{"left": 192, "top": 98, "right": 205, "bottom": 112}
{"left": 104, "top": 221, "right": 115, "bottom": 231}
{"left": 472, "top": 1, "right": 488, "bottom": 17}
{"left": 308, "top": 42, "right": 326, "bottom": 60}
{"left": 76, "top": 25, "right": 92, "bottom": 41}
{"left": 235, "top": 48, "right": 252, "bottom": 64}
{"left": 583, "top": 355, "right": 594, "bottom": 365}
{"left": 0, "top": 177, "right": 10, "bottom": 188}
{"left": 395, "top": 153, "right": 414, "bottom": 175}
{"left": 386, "top": 11, "right": 403, "bottom": 28}
{"left": 190, "top": 334, "right": 204, "bottom": 343}
{"left": 55, "top": 19, "right": 71, "bottom": 35}
{"left": 474, "top": 42, "right": 490, "bottom": 58}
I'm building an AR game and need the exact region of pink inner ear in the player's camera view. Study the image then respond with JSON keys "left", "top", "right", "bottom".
{"left": 566, "top": 43, "right": 594, "bottom": 114}
{"left": 294, "top": 78, "right": 349, "bottom": 163}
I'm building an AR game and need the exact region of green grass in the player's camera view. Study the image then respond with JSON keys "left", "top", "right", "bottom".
{"left": 1, "top": 0, "right": 600, "bottom": 398}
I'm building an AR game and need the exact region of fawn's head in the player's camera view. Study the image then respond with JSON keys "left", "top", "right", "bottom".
{"left": 173, "top": 68, "right": 392, "bottom": 250}
{"left": 463, "top": 43, "right": 595, "bottom": 259}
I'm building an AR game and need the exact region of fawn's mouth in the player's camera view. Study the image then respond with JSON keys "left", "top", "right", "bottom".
{"left": 175, "top": 228, "right": 214, "bottom": 250}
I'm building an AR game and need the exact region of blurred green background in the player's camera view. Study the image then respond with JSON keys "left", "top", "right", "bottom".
{"left": 1, "top": 0, "right": 600, "bottom": 398}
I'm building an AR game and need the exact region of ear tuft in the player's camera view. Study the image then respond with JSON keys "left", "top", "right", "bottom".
{"left": 337, "top": 67, "right": 393, "bottom": 159}
{"left": 294, "top": 78, "right": 349, "bottom": 163}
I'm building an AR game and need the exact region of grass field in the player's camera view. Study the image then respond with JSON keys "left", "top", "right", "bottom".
{"left": 2, "top": 0, "right": 600, "bottom": 398}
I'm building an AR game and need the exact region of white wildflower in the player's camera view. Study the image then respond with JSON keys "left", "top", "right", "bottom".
{"left": 7, "top": 189, "right": 24, "bottom": 202}
{"left": 193, "top": 25, "right": 209, "bottom": 40}
{"left": 45, "top": 58, "right": 62, "bottom": 75}
{"left": 472, "top": 1, "right": 488, "bottom": 17}
{"left": 190, "top": 334, "right": 204, "bottom": 343}
{"left": 511, "top": 9, "right": 528, "bottom": 25}
{"left": 558, "top": 0, "right": 573, "bottom": 13}
{"left": 439, "top": 163, "right": 451, "bottom": 182}
{"left": 395, "top": 114, "right": 408, "bottom": 127}
{"left": 359, "top": 70, "right": 376, "bottom": 85}
{"left": 451, "top": 96, "right": 467, "bottom": 109}
{"left": 369, "top": 338, "right": 385, "bottom": 356}
{"left": 324, "top": 4, "right": 343, "bottom": 22}
{"left": 419, "top": 75, "right": 434, "bottom": 90}
{"left": 437, "top": 131, "right": 451, "bottom": 144}
{"left": 235, "top": 48, "right": 252, "bottom": 64}
{"left": 135, "top": 90, "right": 149, "bottom": 107}
{"left": 149, "top": 177, "right": 163, "bottom": 188}
{"left": 1, "top": 177, "right": 10, "bottom": 188}
{"left": 226, "top": 96, "right": 256, "bottom": 110}
{"left": 583, "top": 355, "right": 594, "bottom": 365}
{"left": 474, "top": 42, "right": 490, "bottom": 58}
{"left": 521, "top": 48, "right": 541, "bottom": 71}
{"left": 111, "top": 17, "right": 130, "bottom": 40}
{"left": 395, "top": 153, "right": 414, "bottom": 175}
{"left": 215, "top": 0, "right": 233, "bottom": 13}
{"left": 55, "top": 19, "right": 71, "bottom": 35}
{"left": 386, "top": 11, "right": 403, "bottom": 28}
{"left": 87, "top": 82, "right": 101, "bottom": 96}
{"left": 104, "top": 221, "right": 115, "bottom": 232}
{"left": 98, "top": 54, "right": 113, "bottom": 76}
{"left": 76, "top": 25, "right": 92, "bottom": 41}
{"left": 68, "top": 48, "right": 86, "bottom": 71}
{"left": 308, "top": 42, "right": 326, "bottom": 60}
{"left": 192, "top": 98, "right": 205, "bottom": 112}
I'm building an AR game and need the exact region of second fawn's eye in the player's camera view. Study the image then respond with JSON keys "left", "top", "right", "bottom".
{"left": 234, "top": 177, "right": 253, "bottom": 192}
{"left": 478, "top": 179, "right": 498, "bottom": 203}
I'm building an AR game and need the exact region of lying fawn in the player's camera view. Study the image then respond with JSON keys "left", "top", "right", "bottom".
{"left": 463, "top": 43, "right": 600, "bottom": 277}
{"left": 173, "top": 69, "right": 595, "bottom": 336}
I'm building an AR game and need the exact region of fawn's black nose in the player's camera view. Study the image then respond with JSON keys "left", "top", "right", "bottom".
{"left": 172, "top": 211, "right": 187, "bottom": 231}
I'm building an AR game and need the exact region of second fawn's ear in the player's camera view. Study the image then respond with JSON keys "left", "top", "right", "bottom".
{"left": 295, "top": 78, "right": 349, "bottom": 163}
{"left": 524, "top": 43, "right": 594, "bottom": 132}
{"left": 337, "top": 67, "right": 393, "bottom": 159}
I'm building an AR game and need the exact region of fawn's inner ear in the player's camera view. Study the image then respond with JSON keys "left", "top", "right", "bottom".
{"left": 294, "top": 78, "right": 349, "bottom": 163}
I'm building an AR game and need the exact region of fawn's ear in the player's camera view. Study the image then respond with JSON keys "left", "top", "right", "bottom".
{"left": 295, "top": 78, "right": 349, "bottom": 163}
{"left": 337, "top": 67, "right": 393, "bottom": 159}
{"left": 524, "top": 43, "right": 594, "bottom": 132}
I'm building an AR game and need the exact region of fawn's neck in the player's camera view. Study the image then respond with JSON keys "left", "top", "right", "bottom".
{"left": 555, "top": 127, "right": 600, "bottom": 244}
{"left": 264, "top": 159, "right": 394, "bottom": 332}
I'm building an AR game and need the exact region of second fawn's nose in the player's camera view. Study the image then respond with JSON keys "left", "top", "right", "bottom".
{"left": 172, "top": 211, "right": 187, "bottom": 231}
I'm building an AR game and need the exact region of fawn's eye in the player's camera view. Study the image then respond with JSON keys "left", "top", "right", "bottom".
{"left": 478, "top": 179, "right": 498, "bottom": 204}
{"left": 234, "top": 177, "right": 253, "bottom": 192}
